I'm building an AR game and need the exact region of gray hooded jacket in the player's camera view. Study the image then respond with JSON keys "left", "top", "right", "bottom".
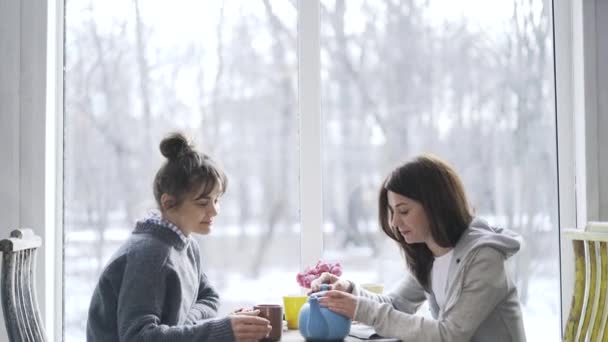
{"left": 353, "top": 218, "right": 526, "bottom": 342}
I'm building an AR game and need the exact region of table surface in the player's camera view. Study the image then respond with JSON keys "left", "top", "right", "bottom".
{"left": 280, "top": 329, "right": 399, "bottom": 341}
{"left": 280, "top": 330, "right": 306, "bottom": 341}
{"left": 281, "top": 329, "right": 354, "bottom": 341}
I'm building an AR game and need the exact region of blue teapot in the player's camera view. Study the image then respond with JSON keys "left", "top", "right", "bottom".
{"left": 298, "top": 284, "right": 352, "bottom": 340}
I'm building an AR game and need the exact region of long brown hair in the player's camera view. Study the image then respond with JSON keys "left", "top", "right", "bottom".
{"left": 378, "top": 154, "right": 473, "bottom": 289}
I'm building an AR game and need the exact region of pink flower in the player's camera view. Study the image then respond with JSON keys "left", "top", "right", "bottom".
{"left": 296, "top": 260, "right": 343, "bottom": 288}
{"left": 317, "top": 263, "right": 330, "bottom": 273}
{"left": 330, "top": 266, "right": 342, "bottom": 276}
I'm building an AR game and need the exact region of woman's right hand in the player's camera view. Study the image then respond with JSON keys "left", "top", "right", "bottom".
{"left": 229, "top": 313, "right": 271, "bottom": 342}
{"left": 309, "top": 272, "right": 353, "bottom": 294}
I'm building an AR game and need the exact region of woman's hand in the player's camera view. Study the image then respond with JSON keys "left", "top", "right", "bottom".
{"left": 229, "top": 311, "right": 272, "bottom": 342}
{"left": 309, "top": 272, "right": 353, "bottom": 294}
{"left": 318, "top": 290, "right": 357, "bottom": 319}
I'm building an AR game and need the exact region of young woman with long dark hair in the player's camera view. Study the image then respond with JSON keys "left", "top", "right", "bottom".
{"left": 312, "top": 154, "right": 526, "bottom": 342}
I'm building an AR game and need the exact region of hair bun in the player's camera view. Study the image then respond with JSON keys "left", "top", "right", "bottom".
{"left": 160, "top": 132, "right": 192, "bottom": 160}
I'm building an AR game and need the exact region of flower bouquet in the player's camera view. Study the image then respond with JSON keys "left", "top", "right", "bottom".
{"left": 296, "top": 260, "right": 342, "bottom": 288}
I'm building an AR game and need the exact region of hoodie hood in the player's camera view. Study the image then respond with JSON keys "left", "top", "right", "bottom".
{"left": 432, "top": 217, "right": 523, "bottom": 317}
{"left": 453, "top": 217, "right": 522, "bottom": 260}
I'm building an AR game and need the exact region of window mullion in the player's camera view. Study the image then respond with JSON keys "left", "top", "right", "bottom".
{"left": 298, "top": 0, "right": 323, "bottom": 272}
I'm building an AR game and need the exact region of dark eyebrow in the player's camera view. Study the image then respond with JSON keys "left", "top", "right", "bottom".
{"left": 194, "top": 193, "right": 210, "bottom": 201}
{"left": 194, "top": 190, "right": 223, "bottom": 201}
{"left": 388, "top": 202, "right": 408, "bottom": 211}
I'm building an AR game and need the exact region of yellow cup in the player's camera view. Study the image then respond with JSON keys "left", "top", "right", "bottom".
{"left": 282, "top": 295, "right": 308, "bottom": 329}
{"left": 361, "top": 283, "right": 384, "bottom": 294}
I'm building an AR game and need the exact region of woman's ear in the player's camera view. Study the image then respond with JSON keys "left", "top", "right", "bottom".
{"left": 160, "top": 193, "right": 176, "bottom": 211}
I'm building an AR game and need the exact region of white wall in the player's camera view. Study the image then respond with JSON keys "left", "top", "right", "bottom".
{"left": 0, "top": 0, "right": 48, "bottom": 341}
{"left": 0, "top": 1, "right": 24, "bottom": 340}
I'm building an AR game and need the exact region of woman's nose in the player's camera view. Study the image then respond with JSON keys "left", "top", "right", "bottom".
{"left": 390, "top": 213, "right": 397, "bottom": 228}
{"left": 210, "top": 202, "right": 219, "bottom": 216}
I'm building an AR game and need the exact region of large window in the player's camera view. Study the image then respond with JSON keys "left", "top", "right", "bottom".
{"left": 320, "top": 0, "right": 559, "bottom": 340}
{"left": 64, "top": 1, "right": 299, "bottom": 340}
{"left": 64, "top": 0, "right": 559, "bottom": 341}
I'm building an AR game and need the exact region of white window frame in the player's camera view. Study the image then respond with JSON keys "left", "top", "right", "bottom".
{"left": 554, "top": 0, "right": 607, "bottom": 334}
{"left": 553, "top": 0, "right": 576, "bottom": 332}
{"left": 3, "top": 0, "right": 603, "bottom": 340}
{"left": 47, "top": 0, "right": 65, "bottom": 341}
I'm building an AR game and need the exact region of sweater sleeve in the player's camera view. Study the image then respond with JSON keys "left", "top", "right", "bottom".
{"left": 186, "top": 272, "right": 221, "bottom": 323}
{"left": 354, "top": 247, "right": 509, "bottom": 342}
{"left": 352, "top": 273, "right": 427, "bottom": 315}
{"left": 116, "top": 245, "right": 234, "bottom": 342}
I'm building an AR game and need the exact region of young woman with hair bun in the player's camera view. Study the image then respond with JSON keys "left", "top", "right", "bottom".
{"left": 87, "top": 132, "right": 271, "bottom": 342}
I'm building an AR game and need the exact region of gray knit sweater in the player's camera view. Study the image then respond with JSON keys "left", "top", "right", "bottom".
{"left": 86, "top": 221, "right": 234, "bottom": 342}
